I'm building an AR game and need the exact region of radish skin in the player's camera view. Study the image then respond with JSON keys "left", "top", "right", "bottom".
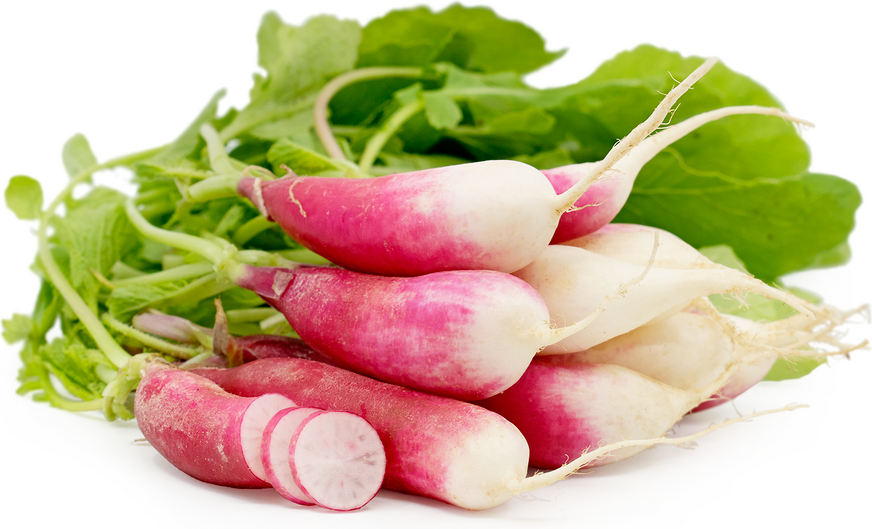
{"left": 228, "top": 263, "right": 590, "bottom": 400}
{"left": 192, "top": 358, "right": 801, "bottom": 509}
{"left": 133, "top": 361, "right": 295, "bottom": 488}
{"left": 515, "top": 244, "right": 818, "bottom": 353}
{"left": 546, "top": 107, "right": 812, "bottom": 244}
{"left": 235, "top": 59, "right": 719, "bottom": 276}
{"left": 474, "top": 353, "right": 753, "bottom": 469}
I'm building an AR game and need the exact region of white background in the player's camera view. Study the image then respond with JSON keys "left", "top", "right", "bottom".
{"left": 1, "top": 1, "right": 869, "bottom": 528}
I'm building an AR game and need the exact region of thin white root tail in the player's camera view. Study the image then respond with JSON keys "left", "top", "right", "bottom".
{"left": 513, "top": 403, "right": 807, "bottom": 494}
{"left": 621, "top": 105, "right": 814, "bottom": 171}
{"left": 557, "top": 58, "right": 719, "bottom": 211}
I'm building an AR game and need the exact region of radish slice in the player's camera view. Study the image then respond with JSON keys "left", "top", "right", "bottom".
{"left": 240, "top": 394, "right": 297, "bottom": 482}
{"left": 262, "top": 407, "right": 320, "bottom": 505}
{"left": 291, "top": 411, "right": 387, "bottom": 511}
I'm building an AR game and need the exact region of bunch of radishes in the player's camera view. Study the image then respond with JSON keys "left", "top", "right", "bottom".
{"left": 121, "top": 58, "right": 861, "bottom": 511}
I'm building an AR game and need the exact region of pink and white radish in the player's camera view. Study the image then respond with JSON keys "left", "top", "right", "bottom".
{"left": 261, "top": 407, "right": 386, "bottom": 510}
{"left": 124, "top": 202, "right": 628, "bottom": 400}
{"left": 234, "top": 59, "right": 719, "bottom": 276}
{"left": 193, "top": 357, "right": 795, "bottom": 510}
{"left": 133, "top": 360, "right": 295, "bottom": 488}
{"left": 565, "top": 223, "right": 726, "bottom": 269}
{"left": 514, "top": 243, "right": 819, "bottom": 353}
{"left": 474, "top": 351, "right": 761, "bottom": 469}
{"left": 541, "top": 298, "right": 853, "bottom": 395}
{"left": 545, "top": 109, "right": 811, "bottom": 244}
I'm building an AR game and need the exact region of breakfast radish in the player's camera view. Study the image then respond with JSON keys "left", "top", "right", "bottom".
{"left": 124, "top": 199, "right": 643, "bottom": 399}
{"left": 514, "top": 244, "right": 819, "bottom": 353}
{"left": 565, "top": 223, "right": 726, "bottom": 269}
{"left": 545, "top": 108, "right": 811, "bottom": 244}
{"left": 192, "top": 357, "right": 798, "bottom": 509}
{"left": 133, "top": 360, "right": 295, "bottom": 488}
{"left": 541, "top": 298, "right": 856, "bottom": 394}
{"left": 290, "top": 410, "right": 387, "bottom": 510}
{"left": 474, "top": 352, "right": 760, "bottom": 469}
{"left": 260, "top": 407, "right": 386, "bottom": 510}
{"left": 229, "top": 59, "right": 719, "bottom": 276}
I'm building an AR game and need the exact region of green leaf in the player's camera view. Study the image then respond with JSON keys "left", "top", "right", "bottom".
{"left": 764, "top": 357, "right": 827, "bottom": 381}
{"left": 267, "top": 138, "right": 343, "bottom": 175}
{"left": 618, "top": 171, "right": 861, "bottom": 282}
{"left": 2, "top": 314, "right": 33, "bottom": 344}
{"left": 358, "top": 5, "right": 563, "bottom": 74}
{"left": 61, "top": 134, "right": 98, "bottom": 178}
{"left": 51, "top": 187, "right": 140, "bottom": 290}
{"left": 423, "top": 91, "right": 462, "bottom": 130}
{"left": 38, "top": 338, "right": 113, "bottom": 400}
{"left": 4, "top": 175, "right": 43, "bottom": 220}
{"left": 107, "top": 281, "right": 189, "bottom": 322}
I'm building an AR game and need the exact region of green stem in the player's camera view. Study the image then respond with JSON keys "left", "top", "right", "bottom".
{"left": 101, "top": 314, "right": 205, "bottom": 359}
{"left": 112, "top": 262, "right": 213, "bottom": 287}
{"left": 359, "top": 99, "right": 425, "bottom": 173}
{"left": 186, "top": 175, "right": 241, "bottom": 202}
{"left": 38, "top": 145, "right": 164, "bottom": 369}
{"left": 34, "top": 361, "right": 106, "bottom": 412}
{"left": 232, "top": 216, "right": 275, "bottom": 246}
{"left": 313, "top": 67, "right": 424, "bottom": 160}
{"left": 125, "top": 199, "right": 225, "bottom": 264}
{"left": 200, "top": 124, "right": 241, "bottom": 177}
{"left": 225, "top": 307, "right": 278, "bottom": 323}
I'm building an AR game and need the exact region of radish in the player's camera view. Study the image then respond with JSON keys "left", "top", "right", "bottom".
{"left": 542, "top": 298, "right": 857, "bottom": 397}
{"left": 261, "top": 407, "right": 387, "bottom": 510}
{"left": 564, "top": 222, "right": 735, "bottom": 270}
{"left": 514, "top": 243, "right": 819, "bottom": 353}
{"left": 133, "top": 360, "right": 295, "bottom": 488}
{"left": 233, "top": 59, "right": 719, "bottom": 276}
{"left": 125, "top": 199, "right": 636, "bottom": 399}
{"left": 545, "top": 108, "right": 811, "bottom": 244}
{"left": 473, "top": 351, "right": 760, "bottom": 469}
{"left": 192, "top": 357, "right": 797, "bottom": 509}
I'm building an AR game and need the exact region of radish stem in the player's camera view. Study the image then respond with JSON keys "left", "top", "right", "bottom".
{"left": 313, "top": 66, "right": 424, "bottom": 160}
{"left": 359, "top": 98, "right": 425, "bottom": 173}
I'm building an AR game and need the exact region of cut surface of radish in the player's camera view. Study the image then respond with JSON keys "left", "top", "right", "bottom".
{"left": 291, "top": 411, "right": 387, "bottom": 511}
{"left": 262, "top": 407, "right": 320, "bottom": 505}
{"left": 240, "top": 394, "right": 296, "bottom": 481}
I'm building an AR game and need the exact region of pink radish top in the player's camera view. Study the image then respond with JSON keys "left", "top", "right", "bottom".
{"left": 238, "top": 160, "right": 561, "bottom": 276}
{"left": 543, "top": 164, "right": 630, "bottom": 244}
{"left": 232, "top": 264, "right": 552, "bottom": 400}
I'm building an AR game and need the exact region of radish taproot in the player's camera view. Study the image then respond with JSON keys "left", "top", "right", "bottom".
{"left": 133, "top": 360, "right": 295, "bottom": 488}
{"left": 473, "top": 351, "right": 760, "bottom": 469}
{"left": 261, "top": 407, "right": 387, "bottom": 510}
{"left": 230, "top": 59, "right": 719, "bottom": 276}
{"left": 192, "top": 357, "right": 797, "bottom": 509}
{"left": 124, "top": 200, "right": 641, "bottom": 400}
{"left": 541, "top": 298, "right": 858, "bottom": 402}
{"left": 514, "top": 244, "right": 819, "bottom": 353}
{"left": 545, "top": 108, "right": 811, "bottom": 244}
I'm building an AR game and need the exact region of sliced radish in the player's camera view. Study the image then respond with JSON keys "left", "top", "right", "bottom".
{"left": 262, "top": 407, "right": 320, "bottom": 505}
{"left": 291, "top": 411, "right": 387, "bottom": 511}
{"left": 240, "top": 394, "right": 297, "bottom": 482}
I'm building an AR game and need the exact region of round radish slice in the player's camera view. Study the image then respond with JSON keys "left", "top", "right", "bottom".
{"left": 291, "top": 411, "right": 387, "bottom": 511}
{"left": 240, "top": 394, "right": 296, "bottom": 482}
{"left": 262, "top": 407, "right": 320, "bottom": 505}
